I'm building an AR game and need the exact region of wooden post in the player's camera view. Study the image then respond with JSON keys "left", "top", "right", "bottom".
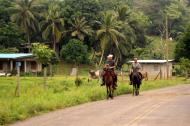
{"left": 160, "top": 65, "right": 162, "bottom": 80}
{"left": 24, "top": 60, "right": 27, "bottom": 73}
{"left": 44, "top": 67, "right": 47, "bottom": 88}
{"left": 15, "top": 62, "right": 21, "bottom": 96}
{"left": 10, "top": 60, "right": 13, "bottom": 71}
{"left": 121, "top": 68, "right": 124, "bottom": 81}
{"left": 165, "top": 15, "right": 169, "bottom": 79}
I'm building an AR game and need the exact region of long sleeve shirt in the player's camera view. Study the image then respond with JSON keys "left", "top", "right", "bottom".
{"left": 132, "top": 62, "right": 141, "bottom": 73}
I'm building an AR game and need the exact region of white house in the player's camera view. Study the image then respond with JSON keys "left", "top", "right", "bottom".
{"left": 129, "top": 60, "right": 173, "bottom": 79}
{"left": 0, "top": 53, "right": 42, "bottom": 76}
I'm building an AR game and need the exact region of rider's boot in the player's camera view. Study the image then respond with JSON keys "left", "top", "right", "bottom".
{"left": 129, "top": 81, "right": 132, "bottom": 85}
{"left": 101, "top": 83, "right": 105, "bottom": 86}
{"left": 101, "top": 78, "right": 105, "bottom": 86}
{"left": 113, "top": 78, "right": 117, "bottom": 89}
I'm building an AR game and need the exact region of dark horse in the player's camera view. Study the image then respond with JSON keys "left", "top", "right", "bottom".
{"left": 103, "top": 68, "right": 115, "bottom": 99}
{"left": 131, "top": 72, "right": 142, "bottom": 96}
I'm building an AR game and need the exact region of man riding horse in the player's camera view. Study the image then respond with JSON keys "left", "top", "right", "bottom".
{"left": 130, "top": 58, "right": 143, "bottom": 85}
{"left": 101, "top": 54, "right": 117, "bottom": 89}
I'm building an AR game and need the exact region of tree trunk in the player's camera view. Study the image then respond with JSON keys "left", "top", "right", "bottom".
{"left": 185, "top": 70, "right": 189, "bottom": 80}
{"left": 99, "top": 50, "right": 104, "bottom": 66}
{"left": 27, "top": 33, "right": 31, "bottom": 53}
{"left": 53, "top": 38, "right": 56, "bottom": 52}
{"left": 165, "top": 15, "right": 169, "bottom": 79}
{"left": 44, "top": 67, "right": 47, "bottom": 88}
{"left": 50, "top": 64, "right": 53, "bottom": 77}
{"left": 76, "top": 64, "right": 79, "bottom": 80}
{"left": 91, "top": 49, "right": 96, "bottom": 61}
{"left": 15, "top": 66, "right": 20, "bottom": 96}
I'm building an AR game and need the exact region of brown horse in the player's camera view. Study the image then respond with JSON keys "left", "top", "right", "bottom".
{"left": 103, "top": 68, "right": 115, "bottom": 99}
{"left": 131, "top": 72, "right": 142, "bottom": 96}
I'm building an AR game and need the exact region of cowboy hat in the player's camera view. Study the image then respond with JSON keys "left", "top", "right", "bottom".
{"left": 107, "top": 54, "right": 113, "bottom": 58}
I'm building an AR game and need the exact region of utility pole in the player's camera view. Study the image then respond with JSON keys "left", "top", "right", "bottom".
{"left": 15, "top": 62, "right": 21, "bottom": 96}
{"left": 165, "top": 14, "right": 169, "bottom": 79}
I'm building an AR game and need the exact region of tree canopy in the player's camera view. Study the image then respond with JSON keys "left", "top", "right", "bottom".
{"left": 0, "top": 0, "right": 190, "bottom": 66}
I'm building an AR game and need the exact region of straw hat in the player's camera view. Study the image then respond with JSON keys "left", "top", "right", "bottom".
{"left": 107, "top": 54, "right": 113, "bottom": 58}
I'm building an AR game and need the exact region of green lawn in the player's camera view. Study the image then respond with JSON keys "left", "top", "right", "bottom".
{"left": 0, "top": 76, "right": 189, "bottom": 125}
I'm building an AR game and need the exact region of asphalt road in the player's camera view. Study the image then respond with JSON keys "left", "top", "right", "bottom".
{"left": 11, "top": 84, "right": 190, "bottom": 126}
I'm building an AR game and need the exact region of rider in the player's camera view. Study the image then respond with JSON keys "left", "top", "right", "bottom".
{"left": 130, "top": 58, "right": 143, "bottom": 85}
{"left": 101, "top": 54, "right": 117, "bottom": 89}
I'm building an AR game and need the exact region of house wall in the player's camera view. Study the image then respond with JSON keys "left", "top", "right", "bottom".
{"left": 141, "top": 63, "right": 172, "bottom": 79}
{"left": 0, "top": 60, "right": 42, "bottom": 74}
{"left": 25, "top": 61, "right": 42, "bottom": 72}
{"left": 0, "top": 61, "right": 10, "bottom": 73}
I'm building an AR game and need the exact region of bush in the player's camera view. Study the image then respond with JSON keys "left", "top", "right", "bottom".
{"left": 60, "top": 39, "right": 89, "bottom": 64}
{"left": 179, "top": 58, "right": 190, "bottom": 77}
{"left": 75, "top": 78, "right": 82, "bottom": 87}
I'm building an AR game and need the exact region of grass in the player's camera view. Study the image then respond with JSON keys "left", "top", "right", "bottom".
{"left": 0, "top": 76, "right": 189, "bottom": 125}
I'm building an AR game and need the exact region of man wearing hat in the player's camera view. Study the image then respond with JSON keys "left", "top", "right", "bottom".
{"left": 101, "top": 54, "right": 117, "bottom": 89}
{"left": 129, "top": 57, "right": 142, "bottom": 85}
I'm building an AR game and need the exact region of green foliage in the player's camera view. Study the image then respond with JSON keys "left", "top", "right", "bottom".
{"left": 32, "top": 43, "right": 55, "bottom": 66}
{"left": 175, "top": 25, "right": 190, "bottom": 60}
{"left": 0, "top": 21, "right": 24, "bottom": 48}
{"left": 0, "top": 0, "right": 12, "bottom": 22}
{"left": 70, "top": 17, "right": 93, "bottom": 41}
{"left": 0, "top": 0, "right": 189, "bottom": 67}
{"left": 75, "top": 78, "right": 83, "bottom": 87}
{"left": 0, "top": 47, "right": 19, "bottom": 53}
{"left": 179, "top": 58, "right": 190, "bottom": 76}
{"left": 41, "top": 2, "right": 64, "bottom": 50}
{"left": 60, "top": 39, "right": 89, "bottom": 64}
{"left": 63, "top": 0, "right": 102, "bottom": 24}
{"left": 10, "top": 0, "right": 39, "bottom": 43}
{"left": 96, "top": 11, "right": 125, "bottom": 62}
{"left": 129, "top": 11, "right": 150, "bottom": 28}
{"left": 0, "top": 76, "right": 189, "bottom": 125}
{"left": 165, "top": 0, "right": 182, "bottom": 19}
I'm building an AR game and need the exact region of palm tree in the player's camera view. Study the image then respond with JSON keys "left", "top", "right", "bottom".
{"left": 41, "top": 3, "right": 64, "bottom": 52}
{"left": 96, "top": 11, "right": 125, "bottom": 66}
{"left": 117, "top": 5, "right": 131, "bottom": 21}
{"left": 10, "top": 0, "right": 39, "bottom": 52}
{"left": 70, "top": 17, "right": 93, "bottom": 41}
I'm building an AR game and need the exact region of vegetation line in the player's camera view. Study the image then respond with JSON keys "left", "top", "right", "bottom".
{"left": 0, "top": 77, "right": 189, "bottom": 125}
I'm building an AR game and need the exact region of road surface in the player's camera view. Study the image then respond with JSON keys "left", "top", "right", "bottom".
{"left": 11, "top": 84, "right": 190, "bottom": 126}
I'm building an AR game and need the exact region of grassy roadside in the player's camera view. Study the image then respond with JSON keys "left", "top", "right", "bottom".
{"left": 0, "top": 76, "right": 189, "bottom": 125}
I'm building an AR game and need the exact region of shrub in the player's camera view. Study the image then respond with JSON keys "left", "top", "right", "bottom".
{"left": 75, "top": 78, "right": 82, "bottom": 87}
{"left": 60, "top": 39, "right": 89, "bottom": 64}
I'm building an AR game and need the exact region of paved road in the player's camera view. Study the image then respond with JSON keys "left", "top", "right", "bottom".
{"left": 11, "top": 84, "right": 190, "bottom": 126}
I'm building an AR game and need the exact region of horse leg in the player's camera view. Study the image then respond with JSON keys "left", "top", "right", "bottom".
{"left": 135, "top": 84, "right": 137, "bottom": 96}
{"left": 137, "top": 83, "right": 140, "bottom": 96}
{"left": 110, "top": 85, "right": 114, "bottom": 99}
{"left": 106, "top": 86, "right": 109, "bottom": 99}
{"left": 108, "top": 86, "right": 111, "bottom": 99}
{"left": 132, "top": 84, "right": 135, "bottom": 96}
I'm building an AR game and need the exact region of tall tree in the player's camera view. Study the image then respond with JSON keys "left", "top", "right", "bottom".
{"left": 41, "top": 2, "right": 64, "bottom": 53}
{"left": 175, "top": 25, "right": 190, "bottom": 60}
{"left": 32, "top": 43, "right": 55, "bottom": 88}
{"left": 70, "top": 17, "right": 93, "bottom": 41}
{"left": 10, "top": 0, "right": 39, "bottom": 52}
{"left": 96, "top": 11, "right": 125, "bottom": 65}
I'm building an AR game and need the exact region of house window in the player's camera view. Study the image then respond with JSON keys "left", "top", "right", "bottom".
{"left": 0, "top": 62, "right": 3, "bottom": 70}
{"left": 154, "top": 65, "right": 159, "bottom": 71}
{"left": 31, "top": 61, "right": 37, "bottom": 70}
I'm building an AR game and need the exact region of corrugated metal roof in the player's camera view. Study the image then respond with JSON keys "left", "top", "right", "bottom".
{"left": 0, "top": 53, "right": 33, "bottom": 59}
{"left": 129, "top": 60, "right": 174, "bottom": 64}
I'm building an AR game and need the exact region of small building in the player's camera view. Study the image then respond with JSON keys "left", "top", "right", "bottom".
{"left": 129, "top": 60, "right": 173, "bottom": 79}
{"left": 0, "top": 53, "right": 42, "bottom": 76}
